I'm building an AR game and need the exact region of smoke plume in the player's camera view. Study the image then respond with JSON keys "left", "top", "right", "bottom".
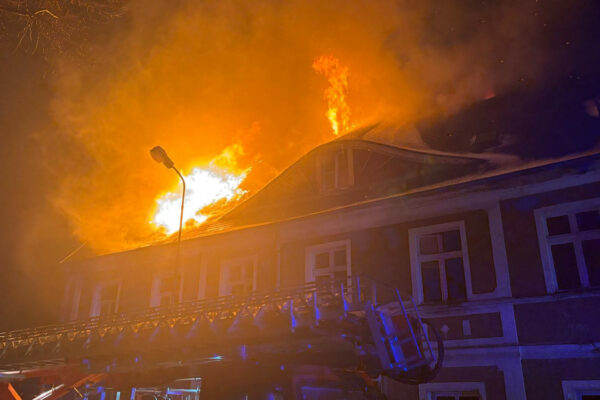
{"left": 39, "top": 0, "right": 566, "bottom": 252}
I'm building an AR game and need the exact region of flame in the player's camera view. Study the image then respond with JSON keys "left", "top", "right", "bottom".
{"left": 152, "top": 144, "right": 250, "bottom": 234}
{"left": 312, "top": 55, "right": 353, "bottom": 135}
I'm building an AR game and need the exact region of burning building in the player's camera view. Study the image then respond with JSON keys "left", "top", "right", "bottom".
{"left": 1, "top": 111, "right": 600, "bottom": 399}
{"left": 2, "top": 0, "right": 600, "bottom": 398}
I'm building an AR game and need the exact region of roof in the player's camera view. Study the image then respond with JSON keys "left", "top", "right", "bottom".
{"left": 209, "top": 125, "right": 496, "bottom": 224}
{"left": 179, "top": 123, "right": 598, "bottom": 237}
{"left": 183, "top": 146, "right": 600, "bottom": 238}
{"left": 70, "top": 130, "right": 600, "bottom": 264}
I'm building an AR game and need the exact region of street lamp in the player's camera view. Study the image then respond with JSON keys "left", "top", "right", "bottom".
{"left": 150, "top": 146, "right": 186, "bottom": 245}
{"left": 151, "top": 146, "right": 186, "bottom": 305}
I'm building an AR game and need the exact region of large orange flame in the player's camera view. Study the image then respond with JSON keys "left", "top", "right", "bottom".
{"left": 150, "top": 55, "right": 354, "bottom": 236}
{"left": 152, "top": 144, "right": 250, "bottom": 234}
{"left": 312, "top": 55, "right": 353, "bottom": 135}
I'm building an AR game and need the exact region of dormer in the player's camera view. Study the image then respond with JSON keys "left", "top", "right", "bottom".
{"left": 316, "top": 145, "right": 354, "bottom": 193}
{"left": 219, "top": 125, "right": 491, "bottom": 227}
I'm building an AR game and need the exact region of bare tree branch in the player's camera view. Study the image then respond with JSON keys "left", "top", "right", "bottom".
{"left": 1, "top": 0, "right": 126, "bottom": 57}
{"left": 33, "top": 8, "right": 58, "bottom": 18}
{"left": 0, "top": 6, "right": 31, "bottom": 18}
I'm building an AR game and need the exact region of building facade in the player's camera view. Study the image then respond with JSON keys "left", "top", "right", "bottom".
{"left": 2, "top": 128, "right": 600, "bottom": 400}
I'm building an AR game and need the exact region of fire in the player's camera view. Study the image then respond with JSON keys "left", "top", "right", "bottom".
{"left": 312, "top": 55, "right": 353, "bottom": 135}
{"left": 152, "top": 145, "right": 250, "bottom": 234}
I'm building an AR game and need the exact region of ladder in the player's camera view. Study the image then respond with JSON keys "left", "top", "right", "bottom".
{"left": 0, "top": 276, "right": 442, "bottom": 391}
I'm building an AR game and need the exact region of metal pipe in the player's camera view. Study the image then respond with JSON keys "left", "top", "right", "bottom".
{"left": 171, "top": 166, "right": 186, "bottom": 304}
{"left": 172, "top": 166, "right": 186, "bottom": 247}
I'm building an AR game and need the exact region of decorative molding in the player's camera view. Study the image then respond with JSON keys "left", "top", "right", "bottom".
{"left": 421, "top": 303, "right": 518, "bottom": 348}
{"left": 521, "top": 343, "right": 600, "bottom": 360}
{"left": 487, "top": 202, "right": 512, "bottom": 297}
{"left": 418, "top": 381, "right": 486, "bottom": 400}
{"left": 440, "top": 347, "right": 526, "bottom": 400}
{"left": 277, "top": 170, "right": 600, "bottom": 243}
{"left": 562, "top": 380, "right": 600, "bottom": 400}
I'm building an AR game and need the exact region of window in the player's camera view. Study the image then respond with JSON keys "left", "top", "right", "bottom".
{"left": 431, "top": 394, "right": 481, "bottom": 400}
{"left": 409, "top": 221, "right": 472, "bottom": 304}
{"left": 66, "top": 277, "right": 83, "bottom": 320}
{"left": 317, "top": 147, "right": 354, "bottom": 192}
{"left": 220, "top": 256, "right": 257, "bottom": 296}
{"left": 535, "top": 199, "right": 600, "bottom": 293}
{"left": 150, "top": 272, "right": 182, "bottom": 307}
{"left": 563, "top": 380, "right": 600, "bottom": 400}
{"left": 419, "top": 382, "right": 485, "bottom": 400}
{"left": 305, "top": 240, "right": 351, "bottom": 283}
{"left": 299, "top": 386, "right": 365, "bottom": 399}
{"left": 90, "top": 281, "right": 121, "bottom": 317}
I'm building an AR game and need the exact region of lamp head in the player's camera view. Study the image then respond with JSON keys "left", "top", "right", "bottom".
{"left": 150, "top": 146, "right": 174, "bottom": 169}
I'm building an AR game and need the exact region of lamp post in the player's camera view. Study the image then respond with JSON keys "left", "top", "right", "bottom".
{"left": 150, "top": 146, "right": 186, "bottom": 245}
{"left": 150, "top": 146, "right": 186, "bottom": 305}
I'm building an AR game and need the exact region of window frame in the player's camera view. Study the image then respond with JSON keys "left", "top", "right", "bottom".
{"left": 409, "top": 221, "right": 474, "bottom": 304}
{"left": 562, "top": 380, "right": 600, "bottom": 400}
{"left": 305, "top": 240, "right": 352, "bottom": 283}
{"left": 150, "top": 271, "right": 183, "bottom": 307}
{"left": 219, "top": 255, "right": 258, "bottom": 297}
{"left": 316, "top": 146, "right": 354, "bottom": 193}
{"left": 90, "top": 280, "right": 122, "bottom": 317}
{"left": 197, "top": 256, "right": 208, "bottom": 300}
{"left": 66, "top": 276, "right": 83, "bottom": 321}
{"left": 534, "top": 198, "right": 600, "bottom": 293}
{"left": 418, "top": 382, "right": 486, "bottom": 400}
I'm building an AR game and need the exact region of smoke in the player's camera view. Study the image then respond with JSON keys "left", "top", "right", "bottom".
{"left": 39, "top": 0, "right": 561, "bottom": 252}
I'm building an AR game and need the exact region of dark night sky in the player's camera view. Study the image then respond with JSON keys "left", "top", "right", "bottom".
{"left": 1, "top": 1, "right": 599, "bottom": 330}
{"left": 0, "top": 51, "right": 72, "bottom": 328}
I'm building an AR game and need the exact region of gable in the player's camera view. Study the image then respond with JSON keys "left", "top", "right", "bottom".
{"left": 221, "top": 139, "right": 488, "bottom": 226}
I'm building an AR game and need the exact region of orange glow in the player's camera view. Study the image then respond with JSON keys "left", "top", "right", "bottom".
{"left": 42, "top": 0, "right": 539, "bottom": 253}
{"left": 312, "top": 55, "right": 353, "bottom": 135}
{"left": 152, "top": 144, "right": 250, "bottom": 234}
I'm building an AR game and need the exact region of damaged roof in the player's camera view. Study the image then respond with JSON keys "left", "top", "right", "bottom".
{"left": 216, "top": 124, "right": 497, "bottom": 226}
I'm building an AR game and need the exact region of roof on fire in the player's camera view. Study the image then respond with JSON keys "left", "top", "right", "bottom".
{"left": 64, "top": 123, "right": 600, "bottom": 265}
{"left": 178, "top": 123, "right": 599, "bottom": 239}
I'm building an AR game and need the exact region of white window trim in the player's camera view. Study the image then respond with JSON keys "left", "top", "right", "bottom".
{"left": 68, "top": 277, "right": 83, "bottom": 321}
{"left": 150, "top": 271, "right": 183, "bottom": 307}
{"left": 562, "top": 380, "right": 600, "bottom": 400}
{"left": 534, "top": 197, "right": 600, "bottom": 293}
{"left": 219, "top": 255, "right": 258, "bottom": 296}
{"left": 410, "top": 221, "right": 486, "bottom": 304}
{"left": 90, "top": 280, "right": 122, "bottom": 317}
{"left": 418, "top": 381, "right": 486, "bottom": 400}
{"left": 486, "top": 203, "right": 512, "bottom": 297}
{"left": 197, "top": 256, "right": 208, "bottom": 300}
{"left": 316, "top": 146, "right": 354, "bottom": 193}
{"left": 416, "top": 302, "right": 518, "bottom": 348}
{"left": 305, "top": 239, "right": 352, "bottom": 283}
